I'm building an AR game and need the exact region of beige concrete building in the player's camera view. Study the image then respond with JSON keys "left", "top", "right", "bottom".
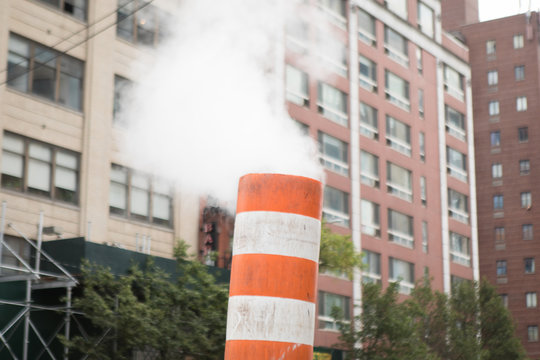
{"left": 0, "top": 0, "right": 200, "bottom": 260}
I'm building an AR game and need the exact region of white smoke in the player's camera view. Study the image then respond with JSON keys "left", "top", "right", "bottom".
{"left": 119, "top": 0, "right": 324, "bottom": 203}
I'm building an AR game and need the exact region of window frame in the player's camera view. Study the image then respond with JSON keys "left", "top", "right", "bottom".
{"left": 496, "top": 260, "right": 507, "bottom": 276}
{"left": 109, "top": 164, "right": 174, "bottom": 227}
{"left": 359, "top": 54, "right": 378, "bottom": 92}
{"left": 523, "top": 224, "right": 534, "bottom": 240}
{"left": 388, "top": 208, "right": 414, "bottom": 248}
{"left": 450, "top": 232, "right": 471, "bottom": 267}
{"left": 360, "top": 150, "right": 379, "bottom": 188}
{"left": 361, "top": 199, "right": 380, "bottom": 237}
{"left": 117, "top": 0, "right": 165, "bottom": 47}
{"left": 514, "top": 34, "right": 524, "bottom": 49}
{"left": 448, "top": 188, "right": 469, "bottom": 223}
{"left": 318, "top": 131, "right": 349, "bottom": 176}
{"left": 386, "top": 115, "right": 411, "bottom": 156}
{"left": 389, "top": 257, "right": 415, "bottom": 294}
{"left": 515, "top": 65, "right": 525, "bottom": 81}
{"left": 385, "top": 70, "right": 410, "bottom": 111}
{"left": 360, "top": 102, "right": 379, "bottom": 140}
{"left": 35, "top": 0, "right": 88, "bottom": 21}
{"left": 520, "top": 159, "right": 530, "bottom": 175}
{"left": 527, "top": 292, "right": 538, "bottom": 308}
{"left": 317, "top": 82, "right": 348, "bottom": 127}
{"left": 362, "top": 250, "right": 381, "bottom": 284}
{"left": 487, "top": 70, "right": 498, "bottom": 86}
{"left": 1, "top": 132, "right": 80, "bottom": 205}
{"left": 7, "top": 33, "right": 84, "bottom": 111}
{"left": 384, "top": 26, "right": 409, "bottom": 67}
{"left": 525, "top": 257, "right": 536, "bottom": 274}
{"left": 323, "top": 186, "right": 350, "bottom": 227}
{"left": 517, "top": 96, "right": 528, "bottom": 112}
{"left": 521, "top": 191, "right": 532, "bottom": 209}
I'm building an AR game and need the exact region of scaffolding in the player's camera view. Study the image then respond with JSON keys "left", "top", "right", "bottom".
{"left": 0, "top": 201, "right": 77, "bottom": 360}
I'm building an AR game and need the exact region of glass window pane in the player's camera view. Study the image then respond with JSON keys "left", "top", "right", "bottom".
{"left": 153, "top": 193, "right": 171, "bottom": 220}
{"left": 109, "top": 182, "right": 127, "bottom": 210}
{"left": 58, "top": 73, "right": 82, "bottom": 110}
{"left": 111, "top": 166, "right": 128, "bottom": 183}
{"left": 131, "top": 188, "right": 149, "bottom": 216}
{"left": 56, "top": 151, "right": 77, "bottom": 169}
{"left": 29, "top": 143, "right": 51, "bottom": 162}
{"left": 28, "top": 159, "right": 51, "bottom": 192}
{"left": 1, "top": 152, "right": 24, "bottom": 178}
{"left": 55, "top": 166, "right": 77, "bottom": 191}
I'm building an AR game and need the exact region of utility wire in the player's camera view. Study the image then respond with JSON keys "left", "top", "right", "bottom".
{"left": 0, "top": 0, "right": 155, "bottom": 87}
{"left": 0, "top": 0, "right": 137, "bottom": 77}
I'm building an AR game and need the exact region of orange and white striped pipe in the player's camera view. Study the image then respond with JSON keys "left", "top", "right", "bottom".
{"left": 225, "top": 173, "right": 323, "bottom": 360}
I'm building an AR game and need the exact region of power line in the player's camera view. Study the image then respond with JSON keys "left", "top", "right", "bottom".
{"left": 0, "top": 0, "right": 155, "bottom": 87}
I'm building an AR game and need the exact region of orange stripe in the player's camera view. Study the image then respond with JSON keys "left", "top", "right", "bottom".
{"left": 236, "top": 173, "right": 323, "bottom": 220}
{"left": 225, "top": 340, "right": 313, "bottom": 360}
{"left": 229, "top": 254, "right": 318, "bottom": 303}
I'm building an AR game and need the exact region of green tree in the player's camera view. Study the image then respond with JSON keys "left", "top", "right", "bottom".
{"left": 336, "top": 279, "right": 527, "bottom": 360}
{"left": 63, "top": 242, "right": 228, "bottom": 360}
{"left": 319, "top": 221, "right": 363, "bottom": 279}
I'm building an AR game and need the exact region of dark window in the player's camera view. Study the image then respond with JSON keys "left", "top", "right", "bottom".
{"left": 117, "top": 0, "right": 167, "bottom": 46}
{"left": 113, "top": 75, "right": 134, "bottom": 126}
{"left": 495, "top": 227, "right": 505, "bottom": 243}
{"left": 519, "top": 127, "right": 529, "bottom": 142}
{"left": 525, "top": 258, "right": 535, "bottom": 274}
{"left": 37, "top": 0, "right": 87, "bottom": 20}
{"left": 1, "top": 132, "right": 79, "bottom": 204}
{"left": 515, "top": 65, "right": 525, "bottom": 81}
{"left": 7, "top": 33, "right": 84, "bottom": 110}
{"left": 493, "top": 194, "right": 503, "bottom": 210}
{"left": 490, "top": 131, "right": 500, "bottom": 147}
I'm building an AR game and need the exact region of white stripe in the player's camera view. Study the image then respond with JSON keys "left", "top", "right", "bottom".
{"left": 233, "top": 211, "right": 321, "bottom": 262}
{"left": 226, "top": 295, "right": 315, "bottom": 345}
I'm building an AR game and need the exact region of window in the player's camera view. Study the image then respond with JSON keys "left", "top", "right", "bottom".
{"left": 486, "top": 40, "right": 496, "bottom": 55}
{"left": 317, "top": 0, "right": 347, "bottom": 28}
{"left": 525, "top": 258, "right": 536, "bottom": 274}
{"left": 523, "top": 224, "right": 534, "bottom": 240}
{"left": 117, "top": 0, "right": 165, "bottom": 46}
{"left": 450, "top": 232, "right": 471, "bottom": 267}
{"left": 316, "top": 31, "right": 347, "bottom": 77}
{"left": 422, "top": 221, "right": 428, "bottom": 253}
{"left": 1, "top": 132, "right": 79, "bottom": 204}
{"left": 444, "top": 65, "right": 464, "bottom": 101}
{"left": 358, "top": 9, "right": 376, "bottom": 45}
{"left": 361, "top": 199, "right": 380, "bottom": 237}
{"left": 389, "top": 257, "right": 414, "bottom": 294}
{"left": 448, "top": 189, "right": 469, "bottom": 223}
{"left": 521, "top": 192, "right": 532, "bottom": 208}
{"left": 416, "top": 48, "right": 423, "bottom": 74}
{"left": 360, "top": 150, "right": 379, "bottom": 188}
{"left": 386, "top": 115, "right": 411, "bottom": 156}
{"left": 113, "top": 75, "right": 134, "bottom": 126}
{"left": 318, "top": 132, "right": 348, "bottom": 176}
{"left": 362, "top": 250, "right": 381, "bottom": 284}
{"left": 445, "top": 106, "right": 466, "bottom": 140}
{"left": 386, "top": 162, "right": 412, "bottom": 202}
{"left": 384, "top": 27, "right": 409, "bottom": 67}
{"left": 360, "top": 102, "right": 378, "bottom": 139}
{"left": 318, "top": 291, "right": 350, "bottom": 330}
{"left": 359, "top": 55, "right": 377, "bottom": 92}
{"left": 285, "top": 65, "right": 309, "bottom": 107}
{"left": 490, "top": 131, "right": 500, "bottom": 147}
{"left": 518, "top": 127, "right": 529, "bottom": 142}
{"left": 286, "top": 20, "right": 309, "bottom": 53}
{"left": 500, "top": 294, "right": 508, "bottom": 307}
{"left": 420, "top": 176, "right": 427, "bottom": 206}
{"left": 7, "top": 33, "right": 84, "bottom": 110}
{"left": 489, "top": 100, "right": 500, "bottom": 116}
{"left": 493, "top": 194, "right": 504, "bottom": 210}
{"left": 109, "top": 164, "right": 173, "bottom": 226}
{"left": 496, "top": 260, "right": 507, "bottom": 276}
{"left": 388, "top": 209, "right": 414, "bottom": 248}
{"left": 517, "top": 96, "right": 528, "bottom": 111}
{"left": 419, "top": 132, "right": 425, "bottom": 162}
{"left": 36, "top": 0, "right": 87, "bottom": 20}
{"left": 418, "top": 89, "right": 424, "bottom": 118}
{"left": 515, "top": 65, "right": 525, "bottom": 81}
{"left": 317, "top": 82, "right": 348, "bottom": 126}
{"left": 514, "top": 34, "right": 524, "bottom": 49}
{"left": 520, "top": 160, "right": 530, "bottom": 175}
{"left": 529, "top": 326, "right": 539, "bottom": 342}
{"left": 447, "top": 147, "right": 467, "bottom": 182}
{"left": 385, "top": 71, "right": 410, "bottom": 110}
{"left": 385, "top": 0, "right": 408, "bottom": 20}
{"left": 417, "top": 2, "right": 434, "bottom": 38}
{"left": 527, "top": 292, "right": 537, "bottom": 308}
{"left": 492, "top": 163, "right": 502, "bottom": 179}
{"left": 495, "top": 227, "right": 505, "bottom": 243}
{"left": 323, "top": 186, "right": 350, "bottom": 227}
{"left": 487, "top": 70, "right": 498, "bottom": 86}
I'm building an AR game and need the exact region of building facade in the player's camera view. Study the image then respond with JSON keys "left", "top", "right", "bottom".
{"left": 0, "top": 0, "right": 478, "bottom": 357}
{"left": 460, "top": 12, "right": 540, "bottom": 357}
{"left": 286, "top": 0, "right": 478, "bottom": 354}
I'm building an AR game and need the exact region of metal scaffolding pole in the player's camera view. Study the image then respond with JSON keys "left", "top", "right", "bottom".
{"left": 64, "top": 286, "right": 72, "bottom": 360}
{"left": 22, "top": 279, "right": 31, "bottom": 360}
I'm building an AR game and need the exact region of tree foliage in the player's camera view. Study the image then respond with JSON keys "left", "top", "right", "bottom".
{"left": 319, "top": 221, "right": 363, "bottom": 279}
{"left": 336, "top": 279, "right": 527, "bottom": 360}
{"left": 63, "top": 241, "right": 228, "bottom": 360}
